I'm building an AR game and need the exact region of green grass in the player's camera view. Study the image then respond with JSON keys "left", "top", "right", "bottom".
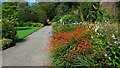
{"left": 16, "top": 27, "right": 41, "bottom": 40}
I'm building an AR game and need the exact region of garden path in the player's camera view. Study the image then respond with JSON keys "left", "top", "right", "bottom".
{"left": 2, "top": 26, "right": 53, "bottom": 66}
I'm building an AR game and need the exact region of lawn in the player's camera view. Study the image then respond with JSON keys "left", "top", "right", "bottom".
{"left": 16, "top": 27, "right": 41, "bottom": 40}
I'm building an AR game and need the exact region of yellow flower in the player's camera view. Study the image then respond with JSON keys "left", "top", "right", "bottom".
{"left": 88, "top": 24, "right": 96, "bottom": 27}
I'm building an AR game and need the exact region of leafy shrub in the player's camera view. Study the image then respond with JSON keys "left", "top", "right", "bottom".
{"left": 0, "top": 38, "right": 13, "bottom": 50}
{"left": 51, "top": 16, "right": 62, "bottom": 22}
{"left": 60, "top": 14, "right": 78, "bottom": 25}
{"left": 92, "top": 22, "right": 119, "bottom": 67}
{"left": 2, "top": 19, "right": 17, "bottom": 40}
{"left": 30, "top": 23, "right": 44, "bottom": 27}
{"left": 52, "top": 14, "right": 79, "bottom": 30}
{"left": 0, "top": 21, "right": 2, "bottom": 36}
{"left": 78, "top": 2, "right": 113, "bottom": 22}
{"left": 81, "top": 22, "right": 119, "bottom": 66}
{"left": 16, "top": 21, "right": 44, "bottom": 27}
{"left": 49, "top": 25, "right": 94, "bottom": 66}
{"left": 50, "top": 22, "right": 119, "bottom": 66}
{"left": 53, "top": 24, "right": 81, "bottom": 33}
{"left": 96, "top": 8, "right": 113, "bottom": 22}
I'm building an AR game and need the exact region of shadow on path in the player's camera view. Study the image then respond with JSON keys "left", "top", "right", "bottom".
{"left": 2, "top": 26, "right": 53, "bottom": 66}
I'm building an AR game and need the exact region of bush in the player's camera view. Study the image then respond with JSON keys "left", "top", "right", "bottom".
{"left": 0, "top": 38, "right": 13, "bottom": 50}
{"left": 0, "top": 21, "right": 2, "bottom": 36}
{"left": 30, "top": 23, "right": 44, "bottom": 27}
{"left": 51, "top": 16, "right": 62, "bottom": 22}
{"left": 78, "top": 2, "right": 113, "bottom": 22}
{"left": 16, "top": 21, "right": 44, "bottom": 27}
{"left": 2, "top": 19, "right": 17, "bottom": 40}
{"left": 49, "top": 25, "right": 94, "bottom": 66}
{"left": 50, "top": 22, "right": 120, "bottom": 67}
{"left": 61, "top": 14, "right": 78, "bottom": 25}
{"left": 89, "top": 22, "right": 120, "bottom": 67}
{"left": 52, "top": 14, "right": 79, "bottom": 30}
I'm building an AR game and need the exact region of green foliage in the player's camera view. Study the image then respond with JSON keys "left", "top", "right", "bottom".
{"left": 52, "top": 14, "right": 80, "bottom": 30}
{"left": 2, "top": 19, "right": 17, "bottom": 40}
{"left": 0, "top": 4, "right": 2, "bottom": 19}
{"left": 51, "top": 22, "right": 119, "bottom": 66}
{"left": 0, "top": 38, "right": 13, "bottom": 50}
{"left": 30, "top": 23, "right": 44, "bottom": 27}
{"left": 96, "top": 8, "right": 113, "bottom": 22}
{"left": 17, "top": 2, "right": 39, "bottom": 22}
{"left": 51, "top": 16, "right": 62, "bottom": 22}
{"left": 16, "top": 21, "right": 44, "bottom": 27}
{"left": 116, "top": 2, "right": 120, "bottom": 22}
{"left": 50, "top": 25, "right": 94, "bottom": 66}
{"left": 61, "top": 14, "right": 78, "bottom": 24}
{"left": 55, "top": 3, "right": 69, "bottom": 16}
{"left": 26, "top": 2, "right": 57, "bottom": 24}
{"left": 89, "top": 22, "right": 119, "bottom": 66}
{"left": 0, "top": 21, "right": 2, "bottom": 37}
{"left": 2, "top": 2, "right": 18, "bottom": 21}
{"left": 53, "top": 25, "right": 81, "bottom": 33}
{"left": 17, "top": 10, "right": 34, "bottom": 22}
{"left": 16, "top": 27, "right": 40, "bottom": 40}
{"left": 78, "top": 2, "right": 113, "bottom": 22}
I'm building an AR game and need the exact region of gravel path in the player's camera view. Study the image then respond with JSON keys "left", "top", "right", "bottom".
{"left": 2, "top": 26, "right": 53, "bottom": 66}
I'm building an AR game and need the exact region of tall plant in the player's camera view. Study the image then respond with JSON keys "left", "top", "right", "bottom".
{"left": 78, "top": 2, "right": 112, "bottom": 23}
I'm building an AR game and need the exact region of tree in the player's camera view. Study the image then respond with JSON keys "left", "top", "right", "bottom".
{"left": 29, "top": 2, "right": 57, "bottom": 24}
{"left": 55, "top": 3, "right": 69, "bottom": 16}
{"left": 78, "top": 2, "right": 100, "bottom": 22}
{"left": 17, "top": 2, "right": 32, "bottom": 22}
{"left": 2, "top": 2, "right": 18, "bottom": 21}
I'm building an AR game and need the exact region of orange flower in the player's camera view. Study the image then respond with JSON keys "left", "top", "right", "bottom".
{"left": 49, "top": 25, "right": 93, "bottom": 54}
{"left": 73, "top": 37, "right": 79, "bottom": 43}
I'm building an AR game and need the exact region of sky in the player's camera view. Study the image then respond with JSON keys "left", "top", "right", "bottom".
{"left": 0, "top": 0, "right": 36, "bottom": 5}
{"left": 28, "top": 0, "right": 36, "bottom": 5}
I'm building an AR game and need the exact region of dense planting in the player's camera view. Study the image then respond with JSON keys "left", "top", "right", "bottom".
{"left": 49, "top": 23, "right": 119, "bottom": 67}
{"left": 2, "top": 19, "right": 17, "bottom": 40}
{"left": 49, "top": 25, "right": 93, "bottom": 66}
{"left": 1, "top": 2, "right": 119, "bottom": 66}
{"left": 0, "top": 38, "right": 13, "bottom": 50}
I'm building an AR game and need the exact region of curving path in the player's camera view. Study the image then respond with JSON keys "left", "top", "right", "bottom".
{"left": 2, "top": 26, "right": 53, "bottom": 66}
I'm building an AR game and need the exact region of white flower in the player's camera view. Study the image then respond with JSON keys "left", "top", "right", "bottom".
{"left": 95, "top": 21, "right": 97, "bottom": 24}
{"left": 95, "top": 26, "right": 99, "bottom": 32}
{"left": 102, "top": 35, "right": 104, "bottom": 37}
{"left": 118, "top": 46, "right": 120, "bottom": 49}
{"left": 91, "top": 36, "right": 93, "bottom": 38}
{"left": 63, "top": 22, "right": 64, "bottom": 25}
{"left": 60, "top": 19, "right": 62, "bottom": 22}
{"left": 105, "top": 20, "right": 107, "bottom": 22}
{"left": 109, "top": 43, "right": 112, "bottom": 46}
{"left": 114, "top": 41, "right": 117, "bottom": 44}
{"left": 108, "top": 57, "right": 111, "bottom": 60}
{"left": 105, "top": 54, "right": 107, "bottom": 57}
{"left": 73, "top": 23, "right": 76, "bottom": 24}
{"left": 112, "top": 34, "right": 115, "bottom": 39}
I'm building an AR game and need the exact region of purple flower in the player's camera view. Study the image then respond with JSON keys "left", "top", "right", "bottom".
{"left": 48, "top": 32, "right": 52, "bottom": 35}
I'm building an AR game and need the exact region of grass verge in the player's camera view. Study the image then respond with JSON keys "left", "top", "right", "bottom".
{"left": 16, "top": 27, "right": 41, "bottom": 40}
